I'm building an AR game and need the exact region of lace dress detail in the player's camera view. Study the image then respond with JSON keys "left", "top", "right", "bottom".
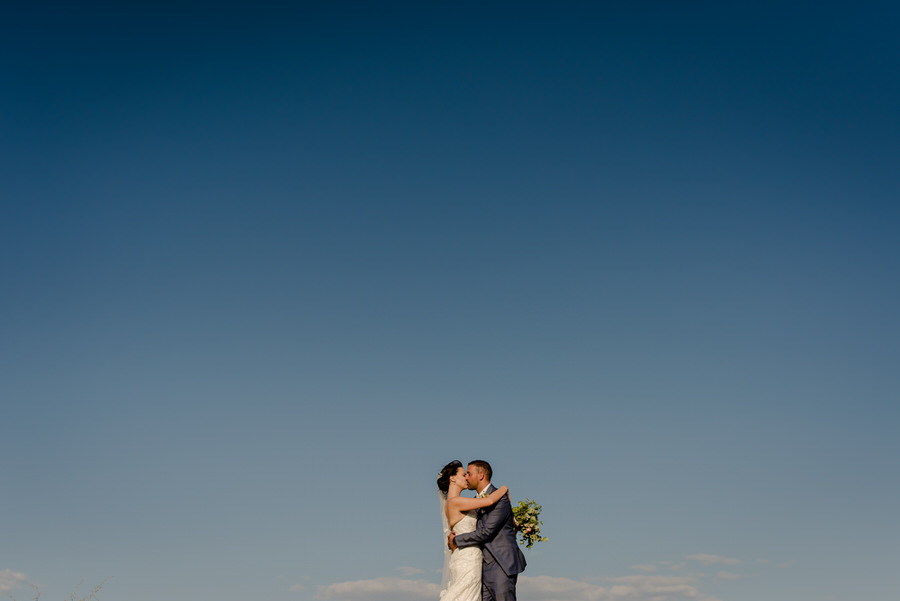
{"left": 440, "top": 512, "right": 482, "bottom": 601}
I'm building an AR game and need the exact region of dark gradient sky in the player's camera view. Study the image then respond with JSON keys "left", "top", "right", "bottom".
{"left": 2, "top": 3, "right": 898, "bottom": 601}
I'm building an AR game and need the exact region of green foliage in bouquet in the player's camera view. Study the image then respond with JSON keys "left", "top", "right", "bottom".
{"left": 512, "top": 498, "right": 548, "bottom": 548}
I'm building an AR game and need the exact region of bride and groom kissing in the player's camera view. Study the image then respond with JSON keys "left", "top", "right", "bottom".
{"left": 437, "top": 459, "right": 527, "bottom": 601}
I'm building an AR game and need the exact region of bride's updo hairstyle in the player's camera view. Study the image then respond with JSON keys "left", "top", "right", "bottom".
{"left": 437, "top": 460, "right": 463, "bottom": 494}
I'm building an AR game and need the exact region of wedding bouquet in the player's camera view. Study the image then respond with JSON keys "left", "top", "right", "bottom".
{"left": 512, "top": 498, "right": 548, "bottom": 548}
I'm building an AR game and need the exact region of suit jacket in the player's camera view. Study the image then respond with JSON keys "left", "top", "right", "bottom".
{"left": 453, "top": 484, "right": 526, "bottom": 577}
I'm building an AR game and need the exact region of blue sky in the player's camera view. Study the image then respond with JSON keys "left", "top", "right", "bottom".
{"left": 2, "top": 2, "right": 898, "bottom": 601}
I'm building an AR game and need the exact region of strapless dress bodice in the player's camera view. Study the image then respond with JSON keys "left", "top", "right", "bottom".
{"left": 452, "top": 512, "right": 477, "bottom": 534}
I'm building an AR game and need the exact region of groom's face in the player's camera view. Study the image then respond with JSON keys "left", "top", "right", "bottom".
{"left": 465, "top": 464, "right": 482, "bottom": 490}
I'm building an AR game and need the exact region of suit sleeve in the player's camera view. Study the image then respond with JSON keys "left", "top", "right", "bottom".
{"left": 454, "top": 494, "right": 512, "bottom": 549}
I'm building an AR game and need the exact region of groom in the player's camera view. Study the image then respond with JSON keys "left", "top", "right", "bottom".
{"left": 448, "top": 460, "right": 526, "bottom": 601}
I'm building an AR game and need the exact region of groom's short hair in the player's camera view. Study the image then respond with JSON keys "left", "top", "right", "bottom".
{"left": 469, "top": 460, "right": 492, "bottom": 481}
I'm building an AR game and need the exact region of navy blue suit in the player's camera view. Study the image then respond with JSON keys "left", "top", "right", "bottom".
{"left": 453, "top": 484, "right": 526, "bottom": 601}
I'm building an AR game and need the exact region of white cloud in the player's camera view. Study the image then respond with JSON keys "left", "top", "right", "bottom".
{"left": 0, "top": 570, "right": 27, "bottom": 594}
{"left": 608, "top": 575, "right": 721, "bottom": 601}
{"left": 290, "top": 584, "right": 306, "bottom": 593}
{"left": 685, "top": 554, "right": 741, "bottom": 565}
{"left": 317, "top": 577, "right": 440, "bottom": 601}
{"left": 716, "top": 572, "right": 741, "bottom": 580}
{"left": 518, "top": 575, "right": 604, "bottom": 600}
{"left": 318, "top": 556, "right": 749, "bottom": 601}
{"left": 518, "top": 574, "right": 721, "bottom": 601}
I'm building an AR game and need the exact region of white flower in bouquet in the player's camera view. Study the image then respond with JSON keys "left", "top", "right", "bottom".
{"left": 512, "top": 498, "right": 548, "bottom": 548}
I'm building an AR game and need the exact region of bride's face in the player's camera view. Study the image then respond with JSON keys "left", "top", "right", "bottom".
{"left": 449, "top": 467, "right": 467, "bottom": 489}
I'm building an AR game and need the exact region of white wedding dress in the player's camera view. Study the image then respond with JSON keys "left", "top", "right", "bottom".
{"left": 440, "top": 511, "right": 482, "bottom": 601}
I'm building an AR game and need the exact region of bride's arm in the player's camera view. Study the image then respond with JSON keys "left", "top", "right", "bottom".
{"left": 449, "top": 486, "right": 508, "bottom": 512}
{"left": 453, "top": 493, "right": 512, "bottom": 549}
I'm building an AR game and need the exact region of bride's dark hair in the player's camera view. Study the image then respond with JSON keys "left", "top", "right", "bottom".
{"left": 437, "top": 460, "right": 463, "bottom": 494}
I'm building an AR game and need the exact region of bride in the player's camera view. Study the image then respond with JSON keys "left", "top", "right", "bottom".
{"left": 437, "top": 460, "right": 509, "bottom": 601}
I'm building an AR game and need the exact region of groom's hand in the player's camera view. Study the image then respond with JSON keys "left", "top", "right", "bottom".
{"left": 448, "top": 532, "right": 458, "bottom": 551}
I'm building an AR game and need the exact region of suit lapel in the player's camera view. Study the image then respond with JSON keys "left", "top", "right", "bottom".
{"left": 478, "top": 484, "right": 497, "bottom": 519}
